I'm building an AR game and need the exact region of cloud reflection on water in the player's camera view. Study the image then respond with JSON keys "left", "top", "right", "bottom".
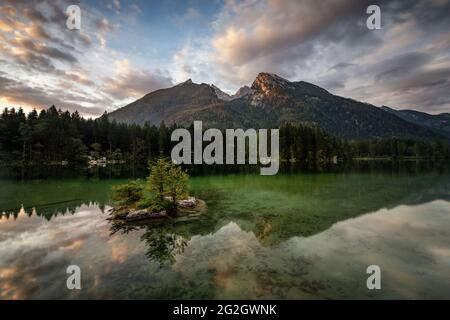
{"left": 0, "top": 200, "right": 449, "bottom": 299}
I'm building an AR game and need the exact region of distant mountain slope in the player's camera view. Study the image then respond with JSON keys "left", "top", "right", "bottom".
{"left": 108, "top": 72, "right": 445, "bottom": 140}
{"left": 107, "top": 79, "right": 221, "bottom": 126}
{"left": 381, "top": 106, "right": 450, "bottom": 138}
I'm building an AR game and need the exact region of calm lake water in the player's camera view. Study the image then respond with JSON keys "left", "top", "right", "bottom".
{"left": 0, "top": 164, "right": 449, "bottom": 299}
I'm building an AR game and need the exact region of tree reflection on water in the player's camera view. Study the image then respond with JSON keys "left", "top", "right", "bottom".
{"left": 109, "top": 219, "right": 188, "bottom": 266}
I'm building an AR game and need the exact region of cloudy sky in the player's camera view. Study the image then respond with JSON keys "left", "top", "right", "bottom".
{"left": 0, "top": 0, "right": 449, "bottom": 117}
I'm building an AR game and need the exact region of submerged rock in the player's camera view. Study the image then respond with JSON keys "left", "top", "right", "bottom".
{"left": 177, "top": 197, "right": 198, "bottom": 208}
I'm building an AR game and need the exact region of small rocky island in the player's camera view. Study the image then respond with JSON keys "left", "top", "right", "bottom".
{"left": 111, "top": 196, "right": 206, "bottom": 221}
{"left": 109, "top": 158, "right": 206, "bottom": 222}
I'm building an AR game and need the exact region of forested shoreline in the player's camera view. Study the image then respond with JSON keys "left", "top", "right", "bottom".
{"left": 1, "top": 106, "right": 450, "bottom": 166}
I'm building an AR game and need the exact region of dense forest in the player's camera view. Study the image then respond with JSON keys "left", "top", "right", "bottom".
{"left": 0, "top": 106, "right": 173, "bottom": 164}
{"left": 1, "top": 106, "right": 450, "bottom": 165}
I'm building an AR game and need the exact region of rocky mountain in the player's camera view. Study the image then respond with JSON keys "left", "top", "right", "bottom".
{"left": 107, "top": 79, "right": 220, "bottom": 126}
{"left": 209, "top": 84, "right": 252, "bottom": 101}
{"left": 211, "top": 84, "right": 232, "bottom": 101}
{"left": 381, "top": 106, "right": 450, "bottom": 138}
{"left": 108, "top": 72, "right": 446, "bottom": 140}
{"left": 233, "top": 85, "right": 252, "bottom": 99}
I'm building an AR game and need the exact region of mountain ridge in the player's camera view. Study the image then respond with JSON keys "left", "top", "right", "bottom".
{"left": 108, "top": 72, "right": 447, "bottom": 141}
{"left": 381, "top": 106, "right": 450, "bottom": 138}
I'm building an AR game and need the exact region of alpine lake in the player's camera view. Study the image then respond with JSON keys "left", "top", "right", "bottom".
{"left": 0, "top": 162, "right": 449, "bottom": 299}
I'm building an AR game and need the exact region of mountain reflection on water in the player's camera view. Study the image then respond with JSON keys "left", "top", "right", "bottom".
{"left": 0, "top": 165, "right": 449, "bottom": 299}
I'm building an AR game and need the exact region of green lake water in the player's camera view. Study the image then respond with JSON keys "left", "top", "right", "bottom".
{"left": 0, "top": 165, "right": 449, "bottom": 299}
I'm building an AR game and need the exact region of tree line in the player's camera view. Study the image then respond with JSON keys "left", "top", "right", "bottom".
{"left": 0, "top": 106, "right": 173, "bottom": 164}
{"left": 1, "top": 106, "right": 449, "bottom": 165}
{"left": 279, "top": 122, "right": 450, "bottom": 161}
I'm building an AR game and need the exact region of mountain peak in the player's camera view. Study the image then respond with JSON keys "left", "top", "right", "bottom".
{"left": 233, "top": 85, "right": 252, "bottom": 99}
{"left": 211, "top": 84, "right": 233, "bottom": 101}
{"left": 256, "top": 72, "right": 289, "bottom": 83}
{"left": 252, "top": 72, "right": 293, "bottom": 95}
{"left": 176, "top": 79, "right": 193, "bottom": 86}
